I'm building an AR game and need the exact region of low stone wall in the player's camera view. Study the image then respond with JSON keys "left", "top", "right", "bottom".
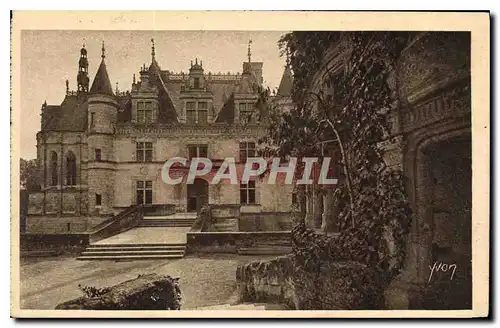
{"left": 236, "top": 255, "right": 297, "bottom": 309}
{"left": 239, "top": 212, "right": 292, "bottom": 232}
{"left": 25, "top": 216, "right": 109, "bottom": 234}
{"left": 293, "top": 260, "right": 384, "bottom": 310}
{"left": 20, "top": 233, "right": 90, "bottom": 255}
{"left": 186, "top": 231, "right": 291, "bottom": 254}
{"left": 143, "top": 204, "right": 177, "bottom": 216}
{"left": 236, "top": 255, "right": 385, "bottom": 310}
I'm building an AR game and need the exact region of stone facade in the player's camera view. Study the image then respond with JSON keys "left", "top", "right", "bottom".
{"left": 27, "top": 41, "right": 294, "bottom": 234}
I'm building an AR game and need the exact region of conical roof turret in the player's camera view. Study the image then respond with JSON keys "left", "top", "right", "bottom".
{"left": 89, "top": 41, "right": 114, "bottom": 96}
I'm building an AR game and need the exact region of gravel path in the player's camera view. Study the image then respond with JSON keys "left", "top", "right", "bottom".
{"left": 19, "top": 254, "right": 273, "bottom": 310}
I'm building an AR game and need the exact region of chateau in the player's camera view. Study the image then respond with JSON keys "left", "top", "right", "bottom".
{"left": 27, "top": 40, "right": 295, "bottom": 234}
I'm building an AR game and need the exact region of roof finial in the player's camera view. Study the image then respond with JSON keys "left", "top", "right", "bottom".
{"left": 101, "top": 41, "right": 105, "bottom": 59}
{"left": 195, "top": 58, "right": 198, "bottom": 65}
{"left": 151, "top": 38, "right": 155, "bottom": 59}
{"left": 248, "top": 39, "right": 252, "bottom": 63}
{"left": 115, "top": 82, "right": 119, "bottom": 94}
{"left": 133, "top": 73, "right": 136, "bottom": 84}
{"left": 82, "top": 38, "right": 86, "bottom": 48}
{"left": 66, "top": 79, "right": 69, "bottom": 93}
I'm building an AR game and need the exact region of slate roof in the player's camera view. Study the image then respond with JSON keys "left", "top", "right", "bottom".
{"left": 277, "top": 65, "right": 293, "bottom": 97}
{"left": 214, "top": 93, "right": 236, "bottom": 123}
{"left": 160, "top": 72, "right": 238, "bottom": 119}
{"left": 41, "top": 95, "right": 88, "bottom": 132}
{"left": 89, "top": 59, "right": 114, "bottom": 96}
{"left": 42, "top": 55, "right": 291, "bottom": 131}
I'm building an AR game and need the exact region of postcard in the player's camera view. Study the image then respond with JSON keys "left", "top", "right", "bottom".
{"left": 10, "top": 11, "right": 490, "bottom": 318}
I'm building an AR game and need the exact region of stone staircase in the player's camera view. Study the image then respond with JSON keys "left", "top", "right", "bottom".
{"left": 77, "top": 243, "right": 186, "bottom": 261}
{"left": 212, "top": 217, "right": 239, "bottom": 232}
{"left": 78, "top": 212, "right": 197, "bottom": 261}
{"left": 139, "top": 212, "right": 197, "bottom": 227}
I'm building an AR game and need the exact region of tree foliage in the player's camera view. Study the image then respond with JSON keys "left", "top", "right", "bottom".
{"left": 20, "top": 158, "right": 40, "bottom": 191}
{"left": 262, "top": 32, "right": 412, "bottom": 279}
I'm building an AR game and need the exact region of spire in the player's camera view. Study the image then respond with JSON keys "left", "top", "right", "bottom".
{"left": 148, "top": 38, "right": 161, "bottom": 73}
{"left": 101, "top": 41, "right": 106, "bottom": 59}
{"left": 89, "top": 42, "right": 114, "bottom": 96}
{"left": 77, "top": 40, "right": 89, "bottom": 93}
{"left": 247, "top": 39, "right": 252, "bottom": 63}
{"left": 151, "top": 38, "right": 155, "bottom": 59}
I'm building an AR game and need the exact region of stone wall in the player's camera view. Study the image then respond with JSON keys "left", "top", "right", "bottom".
{"left": 20, "top": 232, "right": 90, "bottom": 254}
{"left": 25, "top": 216, "right": 109, "bottom": 234}
{"left": 186, "top": 231, "right": 291, "bottom": 254}
{"left": 236, "top": 255, "right": 297, "bottom": 309}
{"left": 239, "top": 212, "right": 292, "bottom": 231}
{"left": 237, "top": 255, "right": 385, "bottom": 310}
{"left": 28, "top": 192, "right": 44, "bottom": 215}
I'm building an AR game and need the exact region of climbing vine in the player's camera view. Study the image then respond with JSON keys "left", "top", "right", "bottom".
{"left": 261, "top": 32, "right": 412, "bottom": 281}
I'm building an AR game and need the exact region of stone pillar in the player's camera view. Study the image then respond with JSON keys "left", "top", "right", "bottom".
{"left": 321, "top": 188, "right": 335, "bottom": 233}
{"left": 296, "top": 185, "right": 307, "bottom": 225}
{"left": 313, "top": 187, "right": 323, "bottom": 229}
{"left": 305, "top": 185, "right": 314, "bottom": 228}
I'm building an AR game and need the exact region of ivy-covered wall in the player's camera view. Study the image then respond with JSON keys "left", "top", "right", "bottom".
{"left": 237, "top": 254, "right": 385, "bottom": 310}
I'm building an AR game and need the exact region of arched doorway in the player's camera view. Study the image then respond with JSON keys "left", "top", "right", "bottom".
{"left": 422, "top": 136, "right": 472, "bottom": 309}
{"left": 187, "top": 178, "right": 209, "bottom": 213}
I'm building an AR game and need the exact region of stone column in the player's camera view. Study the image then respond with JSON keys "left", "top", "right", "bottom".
{"left": 313, "top": 186, "right": 323, "bottom": 229}
{"left": 321, "top": 188, "right": 335, "bottom": 233}
{"left": 305, "top": 185, "right": 315, "bottom": 228}
{"left": 295, "top": 185, "right": 307, "bottom": 225}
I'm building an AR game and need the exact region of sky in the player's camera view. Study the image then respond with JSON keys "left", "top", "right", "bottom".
{"left": 20, "top": 30, "right": 288, "bottom": 159}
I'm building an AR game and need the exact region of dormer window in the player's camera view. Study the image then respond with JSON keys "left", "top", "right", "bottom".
{"left": 137, "top": 101, "right": 154, "bottom": 124}
{"left": 185, "top": 101, "right": 209, "bottom": 124}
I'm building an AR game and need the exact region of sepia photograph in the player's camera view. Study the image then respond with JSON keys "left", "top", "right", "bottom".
{"left": 10, "top": 11, "right": 490, "bottom": 318}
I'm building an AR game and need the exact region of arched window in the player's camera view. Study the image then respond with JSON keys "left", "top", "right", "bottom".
{"left": 66, "top": 151, "right": 77, "bottom": 186}
{"left": 50, "top": 151, "right": 58, "bottom": 186}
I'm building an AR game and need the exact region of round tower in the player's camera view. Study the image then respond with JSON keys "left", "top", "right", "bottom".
{"left": 86, "top": 42, "right": 118, "bottom": 216}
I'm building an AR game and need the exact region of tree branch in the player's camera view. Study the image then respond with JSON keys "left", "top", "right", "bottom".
{"left": 319, "top": 118, "right": 355, "bottom": 228}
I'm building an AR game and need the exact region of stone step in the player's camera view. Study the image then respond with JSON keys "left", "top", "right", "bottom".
{"left": 77, "top": 254, "right": 185, "bottom": 261}
{"left": 87, "top": 243, "right": 186, "bottom": 248}
{"left": 144, "top": 213, "right": 197, "bottom": 220}
{"left": 140, "top": 218, "right": 195, "bottom": 222}
{"left": 79, "top": 242, "right": 187, "bottom": 261}
{"left": 87, "top": 245, "right": 186, "bottom": 251}
{"left": 213, "top": 218, "right": 238, "bottom": 232}
{"left": 139, "top": 222, "right": 194, "bottom": 227}
{"left": 237, "top": 246, "right": 293, "bottom": 255}
{"left": 143, "top": 218, "right": 196, "bottom": 222}
{"left": 139, "top": 222, "right": 193, "bottom": 228}
{"left": 81, "top": 249, "right": 185, "bottom": 257}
